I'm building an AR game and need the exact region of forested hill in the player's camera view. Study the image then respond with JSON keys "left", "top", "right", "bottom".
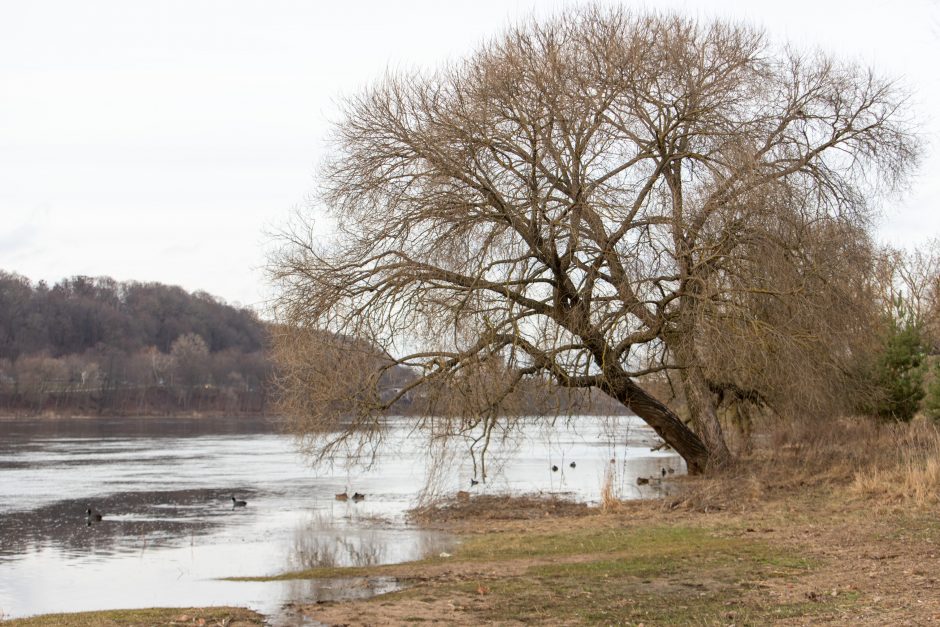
{"left": 0, "top": 271, "right": 625, "bottom": 418}
{"left": 0, "top": 271, "right": 269, "bottom": 415}
{"left": 0, "top": 272, "right": 263, "bottom": 359}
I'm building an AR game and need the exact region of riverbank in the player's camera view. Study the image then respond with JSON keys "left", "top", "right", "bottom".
{"left": 7, "top": 417, "right": 940, "bottom": 625}
{"left": 0, "top": 410, "right": 275, "bottom": 421}
{"left": 252, "top": 417, "right": 940, "bottom": 625}
{"left": 224, "top": 490, "right": 936, "bottom": 625}
{"left": 1, "top": 607, "right": 263, "bottom": 626}
{"left": 11, "top": 488, "right": 938, "bottom": 626}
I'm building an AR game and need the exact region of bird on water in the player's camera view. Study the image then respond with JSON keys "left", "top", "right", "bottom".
{"left": 85, "top": 507, "right": 102, "bottom": 521}
{"left": 352, "top": 492, "right": 366, "bottom": 502}
{"left": 335, "top": 491, "right": 349, "bottom": 501}
{"left": 231, "top": 496, "right": 247, "bottom": 508}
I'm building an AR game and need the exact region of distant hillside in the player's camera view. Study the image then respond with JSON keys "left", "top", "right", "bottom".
{"left": 0, "top": 271, "right": 269, "bottom": 416}
{"left": 0, "top": 272, "right": 264, "bottom": 359}
{"left": 0, "top": 272, "right": 626, "bottom": 419}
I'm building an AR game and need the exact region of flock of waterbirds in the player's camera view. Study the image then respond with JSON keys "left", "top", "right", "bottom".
{"left": 83, "top": 493, "right": 253, "bottom": 525}
{"left": 334, "top": 491, "right": 366, "bottom": 502}
{"left": 637, "top": 466, "right": 677, "bottom": 485}
{"left": 466, "top": 458, "right": 676, "bottom": 490}
{"left": 83, "top": 461, "right": 675, "bottom": 523}
{"left": 82, "top": 488, "right": 375, "bottom": 525}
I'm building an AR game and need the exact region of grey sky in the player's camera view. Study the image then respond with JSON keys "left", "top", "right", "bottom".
{"left": 2, "top": 0, "right": 938, "bottom": 310}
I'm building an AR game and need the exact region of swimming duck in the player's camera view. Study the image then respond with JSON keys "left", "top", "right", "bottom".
{"left": 551, "top": 465, "right": 559, "bottom": 472}
{"left": 335, "top": 491, "right": 349, "bottom": 501}
{"left": 352, "top": 492, "right": 365, "bottom": 502}
{"left": 470, "top": 478, "right": 479, "bottom": 487}
{"left": 569, "top": 461, "right": 576, "bottom": 468}
{"left": 231, "top": 495, "right": 247, "bottom": 507}
{"left": 85, "top": 507, "right": 103, "bottom": 521}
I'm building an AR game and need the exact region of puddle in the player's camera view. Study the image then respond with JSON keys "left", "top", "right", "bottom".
{"left": 263, "top": 577, "right": 404, "bottom": 626}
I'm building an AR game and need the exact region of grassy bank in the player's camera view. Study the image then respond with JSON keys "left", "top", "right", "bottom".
{"left": 1, "top": 607, "right": 263, "bottom": 626}
{"left": 266, "top": 417, "right": 940, "bottom": 625}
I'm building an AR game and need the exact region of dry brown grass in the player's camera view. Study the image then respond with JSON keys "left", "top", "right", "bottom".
{"left": 409, "top": 493, "right": 592, "bottom": 526}
{"left": 669, "top": 415, "right": 940, "bottom": 512}
{"left": 850, "top": 416, "right": 940, "bottom": 504}
{"left": 599, "top": 462, "right": 619, "bottom": 512}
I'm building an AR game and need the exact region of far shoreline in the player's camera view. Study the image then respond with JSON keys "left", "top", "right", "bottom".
{"left": 0, "top": 411, "right": 278, "bottom": 422}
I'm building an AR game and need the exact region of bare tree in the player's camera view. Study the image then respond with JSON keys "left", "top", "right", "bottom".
{"left": 170, "top": 333, "right": 210, "bottom": 390}
{"left": 878, "top": 241, "right": 940, "bottom": 347}
{"left": 270, "top": 8, "right": 918, "bottom": 473}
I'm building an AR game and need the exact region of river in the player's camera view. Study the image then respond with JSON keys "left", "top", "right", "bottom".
{"left": 0, "top": 414, "right": 682, "bottom": 622}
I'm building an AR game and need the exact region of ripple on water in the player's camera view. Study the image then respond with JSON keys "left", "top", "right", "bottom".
{"left": 0, "top": 414, "right": 682, "bottom": 619}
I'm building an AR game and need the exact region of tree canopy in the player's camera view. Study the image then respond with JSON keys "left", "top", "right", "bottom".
{"left": 270, "top": 7, "right": 919, "bottom": 473}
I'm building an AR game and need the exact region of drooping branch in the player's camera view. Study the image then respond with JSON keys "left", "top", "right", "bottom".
{"left": 271, "top": 6, "right": 919, "bottom": 474}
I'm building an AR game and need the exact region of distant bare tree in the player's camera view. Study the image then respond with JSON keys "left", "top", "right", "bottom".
{"left": 270, "top": 8, "right": 919, "bottom": 473}
{"left": 170, "top": 333, "right": 210, "bottom": 390}
{"left": 879, "top": 242, "right": 940, "bottom": 350}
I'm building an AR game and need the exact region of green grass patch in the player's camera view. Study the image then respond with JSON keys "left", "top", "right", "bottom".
{"left": 222, "top": 521, "right": 852, "bottom": 624}
{"left": 459, "top": 528, "right": 820, "bottom": 624}
{"left": 2, "top": 606, "right": 263, "bottom": 626}
{"left": 455, "top": 524, "right": 714, "bottom": 560}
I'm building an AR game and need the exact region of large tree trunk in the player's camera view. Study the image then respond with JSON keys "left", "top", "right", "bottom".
{"left": 601, "top": 367, "right": 710, "bottom": 474}
{"left": 679, "top": 365, "right": 732, "bottom": 469}
{"left": 667, "top": 336, "right": 734, "bottom": 469}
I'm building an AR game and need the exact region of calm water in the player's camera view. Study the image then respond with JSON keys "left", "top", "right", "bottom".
{"left": 0, "top": 414, "right": 682, "bottom": 622}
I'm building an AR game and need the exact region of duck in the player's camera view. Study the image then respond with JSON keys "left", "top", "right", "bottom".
{"left": 661, "top": 467, "right": 667, "bottom": 478}
{"left": 569, "top": 461, "right": 576, "bottom": 468}
{"left": 352, "top": 492, "right": 365, "bottom": 502}
{"left": 335, "top": 491, "right": 349, "bottom": 502}
{"left": 231, "top": 495, "right": 247, "bottom": 508}
{"left": 551, "top": 465, "right": 559, "bottom": 472}
{"left": 85, "top": 506, "right": 103, "bottom": 521}
{"left": 636, "top": 477, "right": 650, "bottom": 485}
{"left": 470, "top": 478, "right": 479, "bottom": 487}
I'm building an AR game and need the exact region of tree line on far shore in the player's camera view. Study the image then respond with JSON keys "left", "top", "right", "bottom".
{"left": 0, "top": 272, "right": 270, "bottom": 415}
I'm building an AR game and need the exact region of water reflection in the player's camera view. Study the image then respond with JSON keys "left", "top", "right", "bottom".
{"left": 287, "top": 513, "right": 451, "bottom": 571}
{"left": 269, "top": 578, "right": 404, "bottom": 627}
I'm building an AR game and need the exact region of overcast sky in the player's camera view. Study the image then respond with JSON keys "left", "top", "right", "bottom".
{"left": 2, "top": 0, "right": 939, "bottom": 310}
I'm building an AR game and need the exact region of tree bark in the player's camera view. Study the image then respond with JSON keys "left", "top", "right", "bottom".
{"left": 679, "top": 365, "right": 732, "bottom": 469}
{"left": 600, "top": 367, "right": 710, "bottom": 474}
